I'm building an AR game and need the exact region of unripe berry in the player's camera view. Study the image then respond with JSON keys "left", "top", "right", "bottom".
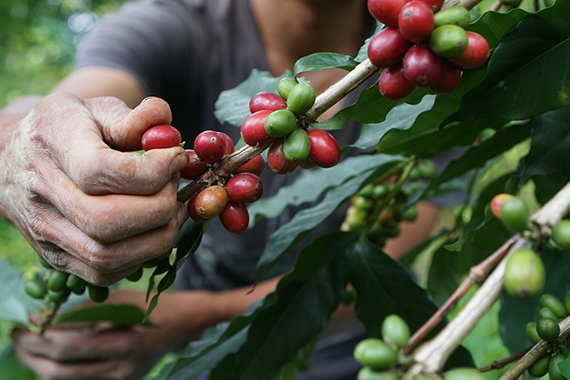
{"left": 264, "top": 109, "right": 297, "bottom": 138}
{"left": 194, "top": 130, "right": 226, "bottom": 163}
{"left": 398, "top": 1, "right": 434, "bottom": 43}
{"left": 194, "top": 185, "right": 228, "bottom": 219}
{"left": 219, "top": 201, "right": 249, "bottom": 234}
{"left": 283, "top": 129, "right": 311, "bottom": 162}
{"left": 379, "top": 62, "right": 416, "bottom": 100}
{"left": 241, "top": 110, "right": 275, "bottom": 147}
{"left": 307, "top": 130, "right": 341, "bottom": 168}
{"left": 226, "top": 173, "right": 263, "bottom": 203}
{"left": 403, "top": 44, "right": 443, "bottom": 87}
{"left": 180, "top": 149, "right": 209, "bottom": 180}
{"left": 368, "top": 28, "right": 411, "bottom": 68}
{"left": 429, "top": 25, "right": 469, "bottom": 58}
{"left": 433, "top": 6, "right": 471, "bottom": 28}
{"left": 490, "top": 193, "right": 514, "bottom": 219}
{"left": 551, "top": 220, "right": 570, "bottom": 248}
{"left": 249, "top": 92, "right": 287, "bottom": 114}
{"left": 286, "top": 82, "right": 317, "bottom": 116}
{"left": 504, "top": 248, "right": 545, "bottom": 299}
{"left": 88, "top": 285, "right": 109, "bottom": 303}
{"left": 187, "top": 191, "right": 209, "bottom": 222}
{"left": 447, "top": 31, "right": 490, "bottom": 69}
{"left": 277, "top": 78, "right": 298, "bottom": 100}
{"left": 141, "top": 124, "right": 182, "bottom": 151}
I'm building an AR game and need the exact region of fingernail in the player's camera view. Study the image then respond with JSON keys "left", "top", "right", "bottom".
{"left": 170, "top": 152, "right": 189, "bottom": 176}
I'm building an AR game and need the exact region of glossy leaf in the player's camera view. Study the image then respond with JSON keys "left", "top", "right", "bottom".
{"left": 0, "top": 351, "right": 39, "bottom": 380}
{"left": 0, "top": 259, "right": 41, "bottom": 325}
{"left": 54, "top": 304, "right": 155, "bottom": 327}
{"left": 294, "top": 53, "right": 356, "bottom": 75}
{"left": 559, "top": 355, "right": 570, "bottom": 380}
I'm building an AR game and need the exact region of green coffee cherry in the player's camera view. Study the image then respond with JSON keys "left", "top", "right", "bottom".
{"left": 537, "top": 318, "right": 560, "bottom": 342}
{"left": 88, "top": 285, "right": 109, "bottom": 303}
{"left": 353, "top": 338, "right": 397, "bottom": 370}
{"left": 526, "top": 322, "right": 541, "bottom": 344}
{"left": 66, "top": 274, "right": 86, "bottom": 295}
{"left": 381, "top": 314, "right": 410, "bottom": 349}
{"left": 529, "top": 355, "right": 551, "bottom": 377}
{"left": 38, "top": 256, "right": 53, "bottom": 269}
{"left": 373, "top": 184, "right": 388, "bottom": 198}
{"left": 549, "top": 353, "right": 566, "bottom": 380}
{"left": 433, "top": 7, "right": 471, "bottom": 28}
{"left": 443, "top": 367, "right": 487, "bottom": 380}
{"left": 418, "top": 160, "right": 437, "bottom": 180}
{"left": 403, "top": 206, "right": 418, "bottom": 222}
{"left": 286, "top": 82, "right": 316, "bottom": 115}
{"left": 359, "top": 184, "right": 375, "bottom": 198}
{"left": 264, "top": 109, "right": 297, "bottom": 137}
{"left": 564, "top": 292, "right": 570, "bottom": 315}
{"left": 347, "top": 207, "right": 368, "bottom": 230}
{"left": 47, "top": 288, "right": 71, "bottom": 303}
{"left": 503, "top": 248, "right": 545, "bottom": 299}
{"left": 541, "top": 294, "right": 567, "bottom": 319}
{"left": 500, "top": 197, "right": 531, "bottom": 233}
{"left": 382, "top": 223, "right": 401, "bottom": 238}
{"left": 552, "top": 220, "right": 570, "bottom": 248}
{"left": 355, "top": 196, "right": 376, "bottom": 212}
{"left": 277, "top": 77, "right": 298, "bottom": 100}
{"left": 342, "top": 288, "right": 358, "bottom": 306}
{"left": 24, "top": 278, "right": 47, "bottom": 299}
{"left": 283, "top": 129, "right": 311, "bottom": 162}
{"left": 429, "top": 25, "right": 469, "bottom": 57}
{"left": 539, "top": 307, "right": 559, "bottom": 321}
{"left": 47, "top": 270, "right": 69, "bottom": 292}
{"left": 357, "top": 367, "right": 398, "bottom": 380}
{"left": 126, "top": 267, "right": 144, "bottom": 282}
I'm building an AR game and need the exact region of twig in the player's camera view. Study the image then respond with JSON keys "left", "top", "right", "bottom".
{"left": 478, "top": 346, "right": 531, "bottom": 372}
{"left": 38, "top": 302, "right": 62, "bottom": 335}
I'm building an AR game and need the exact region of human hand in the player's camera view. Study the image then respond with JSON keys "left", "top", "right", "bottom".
{"left": 0, "top": 93, "right": 189, "bottom": 285}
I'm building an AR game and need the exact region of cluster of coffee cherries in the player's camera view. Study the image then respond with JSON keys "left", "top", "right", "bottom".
{"left": 367, "top": 0, "right": 490, "bottom": 99}
{"left": 24, "top": 257, "right": 109, "bottom": 304}
{"left": 240, "top": 78, "right": 341, "bottom": 173}
{"left": 524, "top": 293, "right": 569, "bottom": 380}
{"left": 142, "top": 125, "right": 265, "bottom": 234}
{"left": 341, "top": 159, "right": 437, "bottom": 247}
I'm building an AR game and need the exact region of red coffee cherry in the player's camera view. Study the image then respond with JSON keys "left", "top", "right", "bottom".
{"left": 141, "top": 124, "right": 182, "bottom": 151}
{"left": 447, "top": 31, "right": 490, "bottom": 69}
{"left": 180, "top": 149, "right": 209, "bottom": 180}
{"left": 217, "top": 132, "right": 235, "bottom": 155}
{"left": 194, "top": 130, "right": 226, "bottom": 163}
{"left": 418, "top": 0, "right": 444, "bottom": 12}
{"left": 249, "top": 92, "right": 287, "bottom": 114}
{"left": 219, "top": 201, "right": 249, "bottom": 234}
{"left": 187, "top": 191, "right": 209, "bottom": 222}
{"left": 267, "top": 139, "right": 299, "bottom": 174}
{"left": 403, "top": 44, "right": 443, "bottom": 87}
{"left": 490, "top": 193, "right": 514, "bottom": 219}
{"left": 379, "top": 62, "right": 416, "bottom": 100}
{"left": 241, "top": 110, "right": 275, "bottom": 147}
{"left": 368, "top": 28, "right": 411, "bottom": 68}
{"left": 307, "top": 129, "right": 341, "bottom": 168}
{"left": 194, "top": 185, "right": 228, "bottom": 219}
{"left": 398, "top": 1, "right": 434, "bottom": 43}
{"left": 226, "top": 173, "right": 263, "bottom": 203}
{"left": 368, "top": 0, "right": 411, "bottom": 27}
{"left": 234, "top": 154, "right": 265, "bottom": 176}
{"left": 430, "top": 61, "right": 462, "bottom": 94}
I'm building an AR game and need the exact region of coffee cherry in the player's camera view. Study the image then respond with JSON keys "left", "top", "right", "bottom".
{"left": 277, "top": 78, "right": 298, "bottom": 100}
{"left": 267, "top": 139, "right": 299, "bottom": 174}
{"left": 286, "top": 82, "right": 317, "bottom": 116}
{"left": 549, "top": 354, "right": 566, "bottom": 380}
{"left": 433, "top": 6, "right": 470, "bottom": 28}
{"left": 403, "top": 44, "right": 443, "bottom": 87}
{"left": 219, "top": 201, "right": 249, "bottom": 234}
{"left": 430, "top": 61, "right": 462, "bottom": 94}
{"left": 180, "top": 149, "right": 209, "bottom": 180}
{"left": 354, "top": 196, "right": 375, "bottom": 211}
{"left": 447, "top": 31, "right": 490, "bottom": 69}
{"left": 552, "top": 220, "right": 570, "bottom": 248}
{"left": 539, "top": 307, "right": 558, "bottom": 321}
{"left": 66, "top": 274, "right": 86, "bottom": 295}
{"left": 126, "top": 267, "right": 144, "bottom": 282}
{"left": 357, "top": 368, "right": 398, "bottom": 380}
{"left": 541, "top": 294, "right": 567, "bottom": 319}
{"left": 307, "top": 129, "right": 341, "bottom": 168}
{"left": 249, "top": 92, "right": 287, "bottom": 114}
{"left": 353, "top": 338, "right": 397, "bottom": 370}
{"left": 490, "top": 193, "right": 514, "bottom": 219}
{"left": 501, "top": 197, "right": 531, "bottom": 233}
{"left": 398, "top": 1, "right": 434, "bottom": 43}
{"left": 346, "top": 207, "right": 368, "bottom": 230}
{"left": 141, "top": 124, "right": 182, "bottom": 151}
{"left": 216, "top": 132, "right": 235, "bottom": 155}
{"left": 38, "top": 256, "right": 53, "bottom": 269}
{"left": 403, "top": 206, "right": 419, "bottom": 222}
{"left": 373, "top": 184, "right": 388, "bottom": 198}
{"left": 430, "top": 25, "right": 469, "bottom": 57}
{"left": 368, "top": 28, "right": 411, "bottom": 68}
{"left": 241, "top": 110, "right": 275, "bottom": 147}
{"left": 504, "top": 248, "right": 545, "bottom": 299}
{"left": 368, "top": 0, "right": 411, "bottom": 27}
{"left": 526, "top": 322, "right": 541, "bottom": 344}
{"left": 283, "top": 129, "right": 311, "bottom": 162}
{"left": 194, "top": 130, "right": 226, "bottom": 163}
{"left": 529, "top": 355, "right": 551, "bottom": 377}
{"left": 234, "top": 154, "right": 265, "bottom": 176}
{"left": 88, "top": 285, "right": 109, "bottom": 303}
{"left": 187, "top": 191, "right": 209, "bottom": 222}
{"left": 538, "top": 318, "right": 560, "bottom": 342}
{"left": 264, "top": 109, "right": 297, "bottom": 138}
{"left": 299, "top": 157, "right": 317, "bottom": 169}
{"left": 379, "top": 62, "right": 416, "bottom": 100}
{"left": 381, "top": 314, "right": 410, "bottom": 349}
{"left": 48, "top": 288, "right": 71, "bottom": 303}
{"left": 47, "top": 270, "right": 69, "bottom": 292}
{"left": 24, "top": 278, "right": 47, "bottom": 299}
{"left": 444, "top": 368, "right": 486, "bottom": 380}
{"left": 417, "top": 159, "right": 437, "bottom": 179}
{"left": 194, "top": 185, "right": 228, "bottom": 219}
{"left": 226, "top": 173, "right": 263, "bottom": 203}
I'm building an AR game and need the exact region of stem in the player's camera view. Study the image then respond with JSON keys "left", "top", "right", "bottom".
{"left": 38, "top": 302, "right": 62, "bottom": 335}
{"left": 499, "top": 316, "right": 570, "bottom": 380}
{"left": 478, "top": 346, "right": 532, "bottom": 372}
{"left": 531, "top": 181, "right": 570, "bottom": 234}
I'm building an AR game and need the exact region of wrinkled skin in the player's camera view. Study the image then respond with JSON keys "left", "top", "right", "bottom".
{"left": 0, "top": 93, "right": 189, "bottom": 285}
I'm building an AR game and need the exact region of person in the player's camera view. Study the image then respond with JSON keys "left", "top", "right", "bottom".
{"left": 1, "top": 0, "right": 443, "bottom": 379}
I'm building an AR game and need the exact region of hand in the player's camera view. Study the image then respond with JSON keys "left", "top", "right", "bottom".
{"left": 0, "top": 93, "right": 189, "bottom": 285}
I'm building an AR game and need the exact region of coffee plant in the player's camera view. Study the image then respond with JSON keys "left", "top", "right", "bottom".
{"left": 1, "top": 0, "right": 570, "bottom": 379}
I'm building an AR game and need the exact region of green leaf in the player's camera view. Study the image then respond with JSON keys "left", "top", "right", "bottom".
{"left": 294, "top": 53, "right": 356, "bottom": 75}
{"left": 0, "top": 351, "right": 40, "bottom": 380}
{"left": 427, "top": 245, "right": 470, "bottom": 307}
{"left": 53, "top": 304, "right": 156, "bottom": 327}
{"left": 232, "top": 232, "right": 354, "bottom": 380}
{"left": 254, "top": 156, "right": 403, "bottom": 281}
{"left": 214, "top": 69, "right": 294, "bottom": 128}
{"left": 249, "top": 154, "right": 402, "bottom": 222}
{"left": 445, "top": 3, "right": 570, "bottom": 124}
{"left": 518, "top": 104, "right": 570, "bottom": 185}
{"left": 559, "top": 355, "right": 570, "bottom": 380}
{"left": 499, "top": 246, "right": 568, "bottom": 353}
{"left": 0, "top": 259, "right": 41, "bottom": 325}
